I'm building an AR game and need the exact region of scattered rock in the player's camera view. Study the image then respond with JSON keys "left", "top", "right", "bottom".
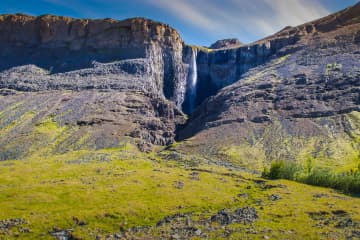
{"left": 50, "top": 228, "right": 73, "bottom": 240}
{"left": 171, "top": 233, "right": 181, "bottom": 239}
{"left": 156, "top": 213, "right": 189, "bottom": 227}
{"left": 0, "top": 218, "right": 27, "bottom": 230}
{"left": 211, "top": 207, "right": 258, "bottom": 225}
{"left": 313, "top": 193, "right": 329, "bottom": 199}
{"left": 113, "top": 233, "right": 123, "bottom": 239}
{"left": 237, "top": 193, "right": 249, "bottom": 199}
{"left": 194, "top": 228, "right": 202, "bottom": 236}
{"left": 262, "top": 184, "right": 287, "bottom": 190}
{"left": 269, "top": 194, "right": 281, "bottom": 201}
{"left": 251, "top": 115, "right": 272, "bottom": 123}
{"left": 173, "top": 181, "right": 185, "bottom": 189}
{"left": 189, "top": 171, "right": 200, "bottom": 181}
{"left": 210, "top": 209, "right": 233, "bottom": 225}
{"left": 72, "top": 217, "right": 87, "bottom": 226}
{"left": 335, "top": 218, "right": 354, "bottom": 228}
{"left": 332, "top": 210, "right": 348, "bottom": 216}
{"left": 352, "top": 230, "right": 360, "bottom": 238}
{"left": 308, "top": 211, "right": 330, "bottom": 220}
{"left": 294, "top": 74, "right": 307, "bottom": 85}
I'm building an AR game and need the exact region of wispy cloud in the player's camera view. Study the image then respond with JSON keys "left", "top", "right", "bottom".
{"left": 145, "top": 0, "right": 330, "bottom": 42}
{"left": 39, "top": 0, "right": 333, "bottom": 44}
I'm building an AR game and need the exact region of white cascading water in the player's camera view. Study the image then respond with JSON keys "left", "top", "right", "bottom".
{"left": 188, "top": 48, "right": 198, "bottom": 113}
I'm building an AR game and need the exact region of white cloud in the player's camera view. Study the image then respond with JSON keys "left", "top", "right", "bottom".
{"left": 145, "top": 0, "right": 330, "bottom": 43}
{"left": 143, "top": 0, "right": 222, "bottom": 32}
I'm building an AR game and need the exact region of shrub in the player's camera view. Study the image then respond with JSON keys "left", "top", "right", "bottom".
{"left": 262, "top": 160, "right": 299, "bottom": 180}
{"left": 263, "top": 160, "right": 360, "bottom": 194}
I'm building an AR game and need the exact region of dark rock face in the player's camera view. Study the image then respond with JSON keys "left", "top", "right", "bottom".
{"left": 0, "top": 14, "right": 190, "bottom": 154}
{"left": 176, "top": 2, "right": 360, "bottom": 165}
{"left": 1, "top": 3, "right": 360, "bottom": 160}
{"left": 188, "top": 2, "right": 360, "bottom": 111}
{"left": 209, "top": 38, "right": 243, "bottom": 49}
{"left": 0, "top": 14, "right": 188, "bottom": 107}
{"left": 191, "top": 29, "right": 300, "bottom": 110}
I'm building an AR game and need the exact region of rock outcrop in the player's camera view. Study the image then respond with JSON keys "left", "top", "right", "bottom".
{"left": 0, "top": 14, "right": 190, "bottom": 157}
{"left": 0, "top": 14, "right": 189, "bottom": 106}
{"left": 209, "top": 38, "right": 243, "bottom": 49}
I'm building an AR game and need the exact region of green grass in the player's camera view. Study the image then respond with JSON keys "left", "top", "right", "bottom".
{"left": 220, "top": 144, "right": 266, "bottom": 171}
{"left": 263, "top": 160, "right": 360, "bottom": 194}
{"left": 0, "top": 149, "right": 242, "bottom": 239}
{"left": 1, "top": 148, "right": 360, "bottom": 239}
{"left": 1, "top": 109, "right": 360, "bottom": 238}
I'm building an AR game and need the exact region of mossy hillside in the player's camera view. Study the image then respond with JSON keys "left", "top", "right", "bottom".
{"left": 220, "top": 144, "right": 266, "bottom": 171}
{"left": 243, "top": 55, "right": 290, "bottom": 84}
{"left": 0, "top": 111, "right": 35, "bottom": 136}
{"left": 0, "top": 149, "right": 243, "bottom": 239}
{"left": 1, "top": 146, "right": 360, "bottom": 239}
{"left": 0, "top": 108, "right": 132, "bottom": 159}
{"left": 205, "top": 133, "right": 359, "bottom": 174}
{"left": 176, "top": 112, "right": 360, "bottom": 174}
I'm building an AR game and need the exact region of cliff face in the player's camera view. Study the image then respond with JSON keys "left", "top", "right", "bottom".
{"left": 187, "top": 2, "right": 360, "bottom": 112}
{"left": 209, "top": 38, "right": 243, "bottom": 49}
{"left": 0, "top": 14, "right": 190, "bottom": 157}
{"left": 0, "top": 3, "right": 360, "bottom": 163}
{"left": 175, "top": 3, "right": 360, "bottom": 169}
{"left": 191, "top": 36, "right": 298, "bottom": 111}
{"left": 0, "top": 14, "right": 188, "bottom": 106}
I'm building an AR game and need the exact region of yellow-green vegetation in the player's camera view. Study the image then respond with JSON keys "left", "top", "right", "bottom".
{"left": 34, "top": 116, "right": 68, "bottom": 142}
{"left": 263, "top": 160, "right": 360, "bottom": 194}
{"left": 0, "top": 111, "right": 35, "bottom": 136}
{"left": 187, "top": 44, "right": 214, "bottom": 53}
{"left": 348, "top": 111, "right": 360, "bottom": 143}
{"left": 274, "top": 54, "right": 291, "bottom": 65}
{"left": 1, "top": 147, "right": 360, "bottom": 239}
{"left": 217, "top": 114, "right": 360, "bottom": 174}
{"left": 0, "top": 149, "right": 240, "bottom": 239}
{"left": 220, "top": 144, "right": 266, "bottom": 171}
{"left": 326, "top": 62, "right": 342, "bottom": 75}
{"left": 243, "top": 54, "right": 289, "bottom": 84}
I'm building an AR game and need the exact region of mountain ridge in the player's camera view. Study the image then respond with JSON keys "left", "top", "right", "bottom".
{"left": 0, "top": 2, "right": 359, "bottom": 159}
{"left": 0, "top": 3, "right": 360, "bottom": 240}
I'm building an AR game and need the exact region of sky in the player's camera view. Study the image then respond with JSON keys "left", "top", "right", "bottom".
{"left": 0, "top": 0, "right": 358, "bottom": 46}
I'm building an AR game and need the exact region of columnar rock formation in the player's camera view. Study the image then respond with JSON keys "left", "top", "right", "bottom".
{"left": 0, "top": 14, "right": 189, "bottom": 106}
{"left": 0, "top": 14, "right": 191, "bottom": 156}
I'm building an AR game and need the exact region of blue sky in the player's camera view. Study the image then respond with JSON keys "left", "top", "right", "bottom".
{"left": 0, "top": 0, "right": 358, "bottom": 46}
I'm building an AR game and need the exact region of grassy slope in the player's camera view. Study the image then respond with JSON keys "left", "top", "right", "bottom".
{"left": 0, "top": 102, "right": 359, "bottom": 239}
{"left": 1, "top": 147, "right": 360, "bottom": 239}
{"left": 174, "top": 111, "right": 360, "bottom": 174}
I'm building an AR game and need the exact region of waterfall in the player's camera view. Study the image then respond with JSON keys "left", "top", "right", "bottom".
{"left": 187, "top": 48, "right": 198, "bottom": 113}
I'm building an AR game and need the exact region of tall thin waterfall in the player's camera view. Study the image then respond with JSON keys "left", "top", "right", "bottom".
{"left": 187, "top": 48, "right": 198, "bottom": 113}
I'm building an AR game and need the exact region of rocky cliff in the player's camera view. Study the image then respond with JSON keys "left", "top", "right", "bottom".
{"left": 209, "top": 38, "right": 243, "bottom": 49}
{"left": 0, "top": 3, "right": 360, "bottom": 165}
{"left": 187, "top": 2, "right": 360, "bottom": 113}
{"left": 175, "top": 2, "right": 360, "bottom": 170}
{"left": 0, "top": 14, "right": 191, "bottom": 158}
{"left": 0, "top": 14, "right": 189, "bottom": 105}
